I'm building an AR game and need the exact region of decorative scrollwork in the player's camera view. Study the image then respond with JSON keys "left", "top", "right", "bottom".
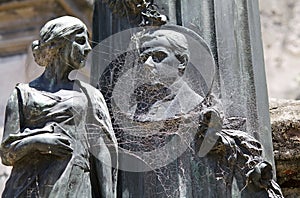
{"left": 102, "top": 0, "right": 167, "bottom": 26}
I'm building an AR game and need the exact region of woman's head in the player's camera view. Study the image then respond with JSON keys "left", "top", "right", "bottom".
{"left": 32, "top": 16, "right": 91, "bottom": 68}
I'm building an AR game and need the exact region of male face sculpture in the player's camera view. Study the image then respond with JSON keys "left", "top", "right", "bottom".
{"left": 134, "top": 30, "right": 189, "bottom": 88}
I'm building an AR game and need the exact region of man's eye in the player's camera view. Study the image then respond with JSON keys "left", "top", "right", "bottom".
{"left": 138, "top": 51, "right": 167, "bottom": 63}
{"left": 75, "top": 37, "right": 86, "bottom": 45}
{"left": 138, "top": 54, "right": 149, "bottom": 63}
{"left": 152, "top": 51, "right": 167, "bottom": 63}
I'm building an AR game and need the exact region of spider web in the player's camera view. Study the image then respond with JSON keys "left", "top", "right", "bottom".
{"left": 73, "top": 25, "right": 228, "bottom": 197}
{"left": 89, "top": 26, "right": 216, "bottom": 171}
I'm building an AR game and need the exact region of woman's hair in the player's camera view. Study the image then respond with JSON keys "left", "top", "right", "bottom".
{"left": 32, "top": 16, "right": 87, "bottom": 67}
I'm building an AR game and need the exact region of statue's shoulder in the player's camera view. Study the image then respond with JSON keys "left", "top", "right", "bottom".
{"left": 11, "top": 83, "right": 31, "bottom": 98}
{"left": 76, "top": 80, "right": 108, "bottom": 108}
{"left": 14, "top": 82, "right": 28, "bottom": 90}
{"left": 77, "top": 80, "right": 93, "bottom": 89}
{"left": 77, "top": 80, "right": 103, "bottom": 96}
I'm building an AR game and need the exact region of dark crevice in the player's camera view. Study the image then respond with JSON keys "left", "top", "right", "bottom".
{"left": 176, "top": 0, "right": 182, "bottom": 26}
{"left": 280, "top": 179, "right": 300, "bottom": 188}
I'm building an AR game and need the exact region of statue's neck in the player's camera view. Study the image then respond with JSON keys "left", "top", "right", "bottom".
{"left": 45, "top": 59, "right": 72, "bottom": 81}
{"left": 30, "top": 60, "right": 74, "bottom": 92}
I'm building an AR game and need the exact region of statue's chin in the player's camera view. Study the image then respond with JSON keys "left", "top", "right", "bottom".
{"left": 73, "top": 62, "right": 85, "bottom": 70}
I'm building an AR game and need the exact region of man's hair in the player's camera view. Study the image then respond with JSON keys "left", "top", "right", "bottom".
{"left": 133, "top": 29, "right": 190, "bottom": 63}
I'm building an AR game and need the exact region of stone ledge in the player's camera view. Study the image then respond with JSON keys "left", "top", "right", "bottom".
{"left": 270, "top": 98, "right": 300, "bottom": 198}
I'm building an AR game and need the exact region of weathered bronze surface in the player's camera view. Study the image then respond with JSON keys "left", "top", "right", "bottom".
{"left": 97, "top": 24, "right": 283, "bottom": 197}
{"left": 0, "top": 0, "right": 285, "bottom": 197}
{"left": 0, "top": 16, "right": 118, "bottom": 197}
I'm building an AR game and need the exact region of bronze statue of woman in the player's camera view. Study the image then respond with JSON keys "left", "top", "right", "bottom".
{"left": 0, "top": 16, "right": 117, "bottom": 198}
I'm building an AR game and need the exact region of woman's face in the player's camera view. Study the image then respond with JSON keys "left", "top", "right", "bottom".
{"left": 62, "top": 27, "right": 91, "bottom": 70}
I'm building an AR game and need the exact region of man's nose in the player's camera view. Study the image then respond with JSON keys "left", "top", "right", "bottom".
{"left": 85, "top": 43, "right": 92, "bottom": 56}
{"left": 143, "top": 56, "right": 155, "bottom": 69}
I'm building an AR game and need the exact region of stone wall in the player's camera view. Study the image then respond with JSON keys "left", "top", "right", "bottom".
{"left": 270, "top": 99, "right": 300, "bottom": 198}
{"left": 259, "top": 1, "right": 300, "bottom": 195}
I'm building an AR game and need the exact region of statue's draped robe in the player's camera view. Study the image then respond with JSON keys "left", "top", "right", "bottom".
{"left": 0, "top": 81, "right": 117, "bottom": 198}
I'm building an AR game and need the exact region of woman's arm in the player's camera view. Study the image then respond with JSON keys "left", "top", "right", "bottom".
{"left": 1, "top": 88, "right": 22, "bottom": 165}
{"left": 0, "top": 88, "right": 73, "bottom": 166}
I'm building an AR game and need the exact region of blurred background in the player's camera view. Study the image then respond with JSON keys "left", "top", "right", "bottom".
{"left": 0, "top": 0, "right": 299, "bottom": 195}
{"left": 260, "top": 0, "right": 300, "bottom": 100}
